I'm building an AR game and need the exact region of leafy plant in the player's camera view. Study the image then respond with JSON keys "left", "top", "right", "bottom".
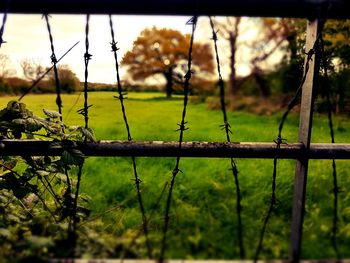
{"left": 0, "top": 100, "right": 98, "bottom": 261}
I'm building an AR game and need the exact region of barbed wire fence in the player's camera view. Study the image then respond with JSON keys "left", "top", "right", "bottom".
{"left": 159, "top": 15, "right": 198, "bottom": 262}
{"left": 0, "top": 0, "right": 349, "bottom": 261}
{"left": 209, "top": 16, "right": 244, "bottom": 259}
{"left": 108, "top": 14, "right": 153, "bottom": 259}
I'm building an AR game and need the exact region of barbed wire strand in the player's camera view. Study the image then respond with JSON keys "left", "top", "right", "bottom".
{"left": 18, "top": 41, "right": 79, "bottom": 101}
{"left": 70, "top": 14, "right": 92, "bottom": 257}
{"left": 120, "top": 181, "right": 169, "bottom": 261}
{"left": 319, "top": 31, "right": 340, "bottom": 259}
{"left": 209, "top": 16, "right": 245, "bottom": 258}
{"left": 0, "top": 0, "right": 9, "bottom": 48}
{"left": 159, "top": 16, "right": 197, "bottom": 262}
{"left": 108, "top": 14, "right": 152, "bottom": 259}
{"left": 44, "top": 14, "right": 63, "bottom": 120}
{"left": 82, "top": 14, "right": 92, "bottom": 129}
{"left": 254, "top": 33, "right": 322, "bottom": 262}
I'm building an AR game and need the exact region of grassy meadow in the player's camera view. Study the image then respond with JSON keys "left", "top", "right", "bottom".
{"left": 1, "top": 92, "right": 350, "bottom": 259}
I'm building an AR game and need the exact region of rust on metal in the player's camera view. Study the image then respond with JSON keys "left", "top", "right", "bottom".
{"left": 1, "top": 140, "right": 350, "bottom": 159}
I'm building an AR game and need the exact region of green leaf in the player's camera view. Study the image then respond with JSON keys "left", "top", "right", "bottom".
{"left": 7, "top": 214, "right": 20, "bottom": 223}
{"left": 61, "top": 149, "right": 85, "bottom": 166}
{"left": 54, "top": 173, "right": 68, "bottom": 183}
{"left": 0, "top": 173, "right": 35, "bottom": 199}
{"left": 67, "top": 125, "right": 80, "bottom": 132}
{"left": 43, "top": 109, "right": 62, "bottom": 119}
{"left": 47, "top": 123, "right": 63, "bottom": 135}
{"left": 81, "top": 127, "right": 97, "bottom": 142}
{"left": 11, "top": 118, "right": 26, "bottom": 126}
{"left": 0, "top": 228, "right": 11, "bottom": 238}
{"left": 0, "top": 121, "right": 10, "bottom": 130}
{"left": 0, "top": 158, "right": 17, "bottom": 171}
{"left": 25, "top": 236, "right": 54, "bottom": 249}
{"left": 36, "top": 170, "right": 50, "bottom": 177}
{"left": 25, "top": 117, "right": 45, "bottom": 132}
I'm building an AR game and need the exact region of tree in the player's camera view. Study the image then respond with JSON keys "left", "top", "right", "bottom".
{"left": 214, "top": 17, "right": 301, "bottom": 98}
{"left": 323, "top": 19, "right": 350, "bottom": 68}
{"left": 0, "top": 55, "right": 17, "bottom": 94}
{"left": 321, "top": 19, "right": 350, "bottom": 113}
{"left": 248, "top": 18, "right": 303, "bottom": 97}
{"left": 48, "top": 64, "right": 80, "bottom": 93}
{"left": 0, "top": 54, "right": 16, "bottom": 79}
{"left": 122, "top": 27, "right": 214, "bottom": 98}
{"left": 214, "top": 17, "right": 242, "bottom": 96}
{"left": 20, "top": 58, "right": 45, "bottom": 81}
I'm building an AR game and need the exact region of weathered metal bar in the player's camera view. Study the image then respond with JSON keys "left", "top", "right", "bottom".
{"left": 1, "top": 140, "right": 350, "bottom": 159}
{"left": 50, "top": 260, "right": 350, "bottom": 263}
{"left": 289, "top": 18, "right": 321, "bottom": 262}
{"left": 1, "top": 0, "right": 349, "bottom": 18}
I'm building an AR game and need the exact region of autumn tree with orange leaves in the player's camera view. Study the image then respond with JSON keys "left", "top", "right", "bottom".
{"left": 122, "top": 27, "right": 214, "bottom": 98}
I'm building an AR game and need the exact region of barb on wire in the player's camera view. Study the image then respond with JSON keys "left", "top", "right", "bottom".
{"left": 319, "top": 31, "right": 340, "bottom": 259}
{"left": 0, "top": 0, "right": 9, "bottom": 48}
{"left": 254, "top": 136, "right": 284, "bottom": 261}
{"left": 68, "top": 14, "right": 92, "bottom": 258}
{"left": 159, "top": 15, "right": 197, "bottom": 262}
{"left": 18, "top": 41, "right": 80, "bottom": 101}
{"left": 209, "top": 16, "right": 244, "bottom": 258}
{"left": 44, "top": 14, "right": 63, "bottom": 121}
{"left": 254, "top": 26, "right": 322, "bottom": 262}
{"left": 109, "top": 15, "right": 152, "bottom": 258}
{"left": 83, "top": 14, "right": 92, "bottom": 129}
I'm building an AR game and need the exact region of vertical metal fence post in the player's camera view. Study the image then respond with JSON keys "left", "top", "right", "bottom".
{"left": 289, "top": 18, "right": 321, "bottom": 262}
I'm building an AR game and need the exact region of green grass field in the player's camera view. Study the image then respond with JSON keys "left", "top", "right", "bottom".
{"left": 1, "top": 92, "right": 350, "bottom": 259}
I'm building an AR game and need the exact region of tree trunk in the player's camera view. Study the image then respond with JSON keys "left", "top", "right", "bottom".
{"left": 253, "top": 67, "right": 270, "bottom": 98}
{"left": 164, "top": 67, "right": 173, "bottom": 98}
{"left": 228, "top": 18, "right": 241, "bottom": 96}
{"left": 287, "top": 33, "right": 298, "bottom": 62}
{"left": 337, "top": 84, "right": 345, "bottom": 114}
{"left": 229, "top": 32, "right": 238, "bottom": 96}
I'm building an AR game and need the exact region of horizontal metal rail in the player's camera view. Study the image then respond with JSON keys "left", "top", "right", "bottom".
{"left": 51, "top": 260, "right": 350, "bottom": 263}
{"left": 1, "top": 0, "right": 350, "bottom": 18}
{"left": 1, "top": 140, "right": 350, "bottom": 159}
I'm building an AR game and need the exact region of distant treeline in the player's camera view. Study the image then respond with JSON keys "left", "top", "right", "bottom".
{"left": 1, "top": 67, "right": 349, "bottom": 114}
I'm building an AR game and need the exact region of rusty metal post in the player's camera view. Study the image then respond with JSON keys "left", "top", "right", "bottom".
{"left": 289, "top": 18, "right": 321, "bottom": 261}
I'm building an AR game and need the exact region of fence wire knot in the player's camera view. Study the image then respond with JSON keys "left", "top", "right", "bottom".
{"left": 220, "top": 122, "right": 232, "bottom": 134}
{"left": 186, "top": 16, "right": 198, "bottom": 25}
{"left": 50, "top": 54, "right": 58, "bottom": 64}
{"left": 110, "top": 41, "right": 119, "bottom": 52}
{"left": 229, "top": 166, "right": 239, "bottom": 175}
{"left": 42, "top": 13, "right": 51, "bottom": 19}
{"left": 176, "top": 122, "right": 189, "bottom": 132}
{"left": 331, "top": 186, "right": 342, "bottom": 194}
{"left": 305, "top": 48, "right": 315, "bottom": 61}
{"left": 211, "top": 29, "right": 219, "bottom": 41}
{"left": 270, "top": 194, "right": 280, "bottom": 206}
{"left": 84, "top": 52, "right": 92, "bottom": 61}
{"left": 131, "top": 178, "right": 142, "bottom": 185}
{"left": 0, "top": 37, "right": 6, "bottom": 46}
{"left": 77, "top": 105, "right": 93, "bottom": 116}
{"left": 218, "top": 79, "right": 224, "bottom": 87}
{"left": 184, "top": 70, "right": 194, "bottom": 81}
{"left": 114, "top": 91, "right": 128, "bottom": 100}
{"left": 274, "top": 136, "right": 287, "bottom": 147}
{"left": 172, "top": 168, "right": 183, "bottom": 175}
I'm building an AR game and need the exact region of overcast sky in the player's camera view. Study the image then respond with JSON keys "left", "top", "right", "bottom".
{"left": 1, "top": 14, "right": 277, "bottom": 84}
